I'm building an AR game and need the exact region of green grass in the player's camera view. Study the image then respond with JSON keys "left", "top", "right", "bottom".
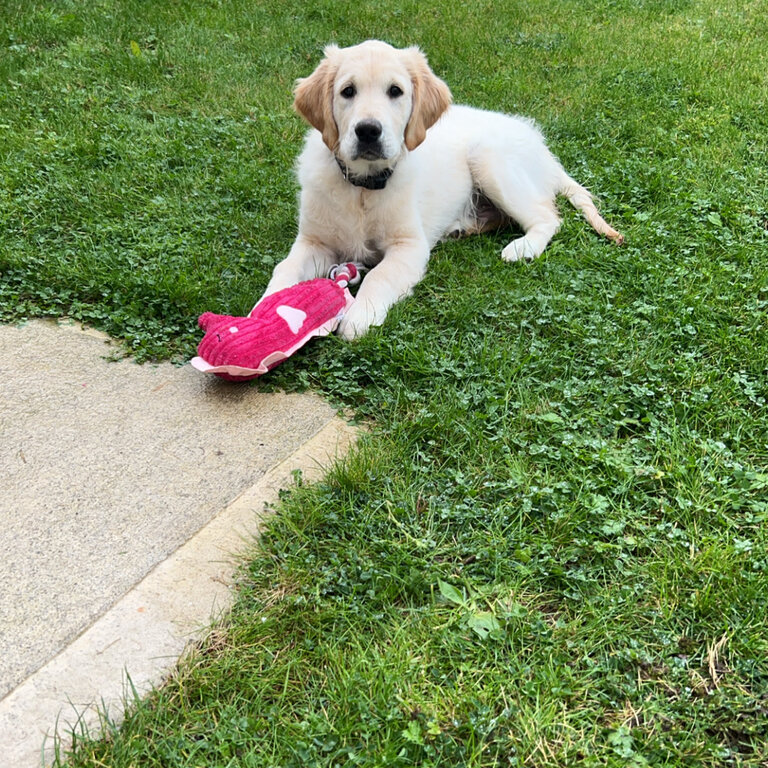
{"left": 3, "top": 0, "right": 768, "bottom": 765}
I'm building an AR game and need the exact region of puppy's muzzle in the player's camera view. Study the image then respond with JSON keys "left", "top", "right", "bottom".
{"left": 354, "top": 119, "right": 384, "bottom": 159}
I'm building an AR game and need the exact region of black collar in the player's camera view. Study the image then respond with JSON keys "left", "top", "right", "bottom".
{"left": 335, "top": 157, "right": 394, "bottom": 190}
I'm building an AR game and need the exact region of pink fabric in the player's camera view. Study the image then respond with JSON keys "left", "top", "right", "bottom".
{"left": 191, "top": 265, "right": 357, "bottom": 381}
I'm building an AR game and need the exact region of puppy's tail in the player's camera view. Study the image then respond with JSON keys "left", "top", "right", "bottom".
{"left": 560, "top": 174, "right": 624, "bottom": 245}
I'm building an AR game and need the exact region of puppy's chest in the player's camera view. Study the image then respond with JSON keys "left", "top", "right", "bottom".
{"left": 316, "top": 189, "right": 392, "bottom": 259}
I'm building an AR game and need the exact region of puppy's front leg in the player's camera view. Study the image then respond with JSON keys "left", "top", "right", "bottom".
{"left": 337, "top": 238, "right": 429, "bottom": 340}
{"left": 262, "top": 236, "right": 335, "bottom": 298}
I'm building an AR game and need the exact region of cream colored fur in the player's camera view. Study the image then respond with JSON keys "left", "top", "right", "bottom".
{"left": 264, "top": 40, "right": 623, "bottom": 340}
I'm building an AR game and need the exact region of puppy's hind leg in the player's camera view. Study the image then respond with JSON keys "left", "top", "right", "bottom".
{"left": 501, "top": 202, "right": 561, "bottom": 263}
{"left": 502, "top": 176, "right": 624, "bottom": 260}
{"left": 470, "top": 155, "right": 562, "bottom": 263}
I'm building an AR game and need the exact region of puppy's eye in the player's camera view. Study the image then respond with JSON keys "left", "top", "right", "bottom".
{"left": 340, "top": 84, "right": 356, "bottom": 99}
{"left": 388, "top": 84, "right": 404, "bottom": 98}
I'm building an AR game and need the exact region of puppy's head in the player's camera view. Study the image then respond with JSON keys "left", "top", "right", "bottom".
{"left": 294, "top": 41, "right": 452, "bottom": 170}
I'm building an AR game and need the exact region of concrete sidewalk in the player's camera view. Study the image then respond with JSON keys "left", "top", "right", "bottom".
{"left": 0, "top": 320, "right": 357, "bottom": 767}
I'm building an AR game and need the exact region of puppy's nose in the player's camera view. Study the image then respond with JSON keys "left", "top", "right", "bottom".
{"left": 355, "top": 119, "right": 383, "bottom": 144}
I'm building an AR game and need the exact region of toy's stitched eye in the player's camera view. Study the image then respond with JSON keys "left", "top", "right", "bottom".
{"left": 340, "top": 84, "right": 356, "bottom": 99}
{"left": 388, "top": 84, "right": 404, "bottom": 98}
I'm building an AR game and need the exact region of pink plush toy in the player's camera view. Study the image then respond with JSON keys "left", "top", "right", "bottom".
{"left": 190, "top": 263, "right": 358, "bottom": 381}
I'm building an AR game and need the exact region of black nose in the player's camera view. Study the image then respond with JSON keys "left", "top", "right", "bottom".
{"left": 355, "top": 119, "right": 383, "bottom": 144}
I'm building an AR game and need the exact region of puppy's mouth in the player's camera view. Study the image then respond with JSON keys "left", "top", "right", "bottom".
{"left": 335, "top": 154, "right": 396, "bottom": 190}
{"left": 353, "top": 144, "right": 386, "bottom": 161}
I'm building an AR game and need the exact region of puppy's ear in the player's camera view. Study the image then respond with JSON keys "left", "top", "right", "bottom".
{"left": 293, "top": 45, "right": 340, "bottom": 151}
{"left": 404, "top": 47, "right": 452, "bottom": 151}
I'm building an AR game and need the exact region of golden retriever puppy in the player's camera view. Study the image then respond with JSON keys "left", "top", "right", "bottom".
{"left": 264, "top": 40, "right": 623, "bottom": 339}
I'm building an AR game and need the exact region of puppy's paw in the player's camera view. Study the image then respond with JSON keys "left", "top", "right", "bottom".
{"left": 337, "top": 301, "right": 385, "bottom": 341}
{"left": 337, "top": 318, "right": 363, "bottom": 341}
{"left": 501, "top": 237, "right": 538, "bottom": 263}
{"left": 337, "top": 310, "right": 371, "bottom": 341}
